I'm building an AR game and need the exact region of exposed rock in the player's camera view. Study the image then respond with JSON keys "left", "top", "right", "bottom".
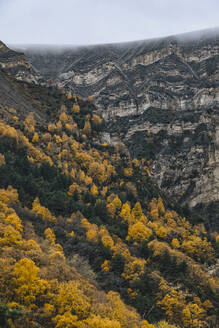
{"left": 0, "top": 41, "right": 42, "bottom": 84}
{"left": 10, "top": 28, "right": 219, "bottom": 229}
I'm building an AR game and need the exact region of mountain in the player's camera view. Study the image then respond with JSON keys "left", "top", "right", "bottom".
{"left": 0, "top": 38, "right": 218, "bottom": 328}
{"left": 0, "top": 40, "right": 42, "bottom": 84}
{"left": 14, "top": 28, "right": 219, "bottom": 231}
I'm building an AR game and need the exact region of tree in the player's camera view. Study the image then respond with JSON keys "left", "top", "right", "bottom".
{"left": 32, "top": 132, "right": 39, "bottom": 143}
{"left": 127, "top": 222, "right": 152, "bottom": 243}
{"left": 53, "top": 312, "right": 79, "bottom": 328}
{"left": 83, "top": 120, "right": 91, "bottom": 136}
{"left": 131, "top": 202, "right": 143, "bottom": 221}
{"left": 67, "top": 92, "right": 73, "bottom": 100}
{"left": 0, "top": 154, "right": 5, "bottom": 166}
{"left": 55, "top": 281, "right": 90, "bottom": 319}
{"left": 13, "top": 258, "right": 49, "bottom": 308}
{"left": 32, "top": 197, "right": 56, "bottom": 222}
{"left": 90, "top": 184, "right": 98, "bottom": 196}
{"left": 83, "top": 315, "right": 121, "bottom": 328}
{"left": 120, "top": 203, "right": 133, "bottom": 224}
{"left": 72, "top": 104, "right": 80, "bottom": 113}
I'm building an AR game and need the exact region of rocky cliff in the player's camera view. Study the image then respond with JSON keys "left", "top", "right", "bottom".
{"left": 11, "top": 29, "right": 219, "bottom": 229}
{"left": 0, "top": 41, "right": 42, "bottom": 84}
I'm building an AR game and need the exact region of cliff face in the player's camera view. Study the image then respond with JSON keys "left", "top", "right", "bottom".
{"left": 10, "top": 29, "right": 219, "bottom": 229}
{"left": 0, "top": 41, "right": 42, "bottom": 84}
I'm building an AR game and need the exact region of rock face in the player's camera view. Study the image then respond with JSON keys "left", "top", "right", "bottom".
{"left": 0, "top": 41, "right": 42, "bottom": 84}
{"left": 11, "top": 29, "right": 219, "bottom": 229}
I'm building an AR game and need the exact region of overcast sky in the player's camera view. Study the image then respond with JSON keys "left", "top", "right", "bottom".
{"left": 1, "top": 0, "right": 219, "bottom": 45}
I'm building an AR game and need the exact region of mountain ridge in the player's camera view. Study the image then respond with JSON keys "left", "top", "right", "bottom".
{"left": 0, "top": 33, "right": 218, "bottom": 328}
{"left": 10, "top": 28, "right": 219, "bottom": 230}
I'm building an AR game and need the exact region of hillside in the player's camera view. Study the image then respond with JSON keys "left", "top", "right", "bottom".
{"left": 0, "top": 41, "right": 42, "bottom": 84}
{"left": 0, "top": 44, "right": 218, "bottom": 327}
{"left": 15, "top": 28, "right": 219, "bottom": 231}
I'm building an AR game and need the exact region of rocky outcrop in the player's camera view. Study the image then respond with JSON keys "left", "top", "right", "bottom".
{"left": 11, "top": 29, "right": 219, "bottom": 229}
{"left": 0, "top": 41, "right": 42, "bottom": 84}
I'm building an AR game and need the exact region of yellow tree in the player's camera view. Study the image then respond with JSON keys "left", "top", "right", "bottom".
{"left": 55, "top": 281, "right": 90, "bottom": 319}
{"left": 120, "top": 203, "right": 133, "bottom": 224}
{"left": 83, "top": 315, "right": 121, "bottom": 328}
{"left": 127, "top": 222, "right": 152, "bottom": 243}
{"left": 131, "top": 202, "right": 143, "bottom": 221}
{"left": 13, "top": 258, "right": 48, "bottom": 308}
{"left": 32, "top": 197, "right": 56, "bottom": 222}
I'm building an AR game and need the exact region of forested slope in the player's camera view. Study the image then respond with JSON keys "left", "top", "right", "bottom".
{"left": 0, "top": 70, "right": 218, "bottom": 327}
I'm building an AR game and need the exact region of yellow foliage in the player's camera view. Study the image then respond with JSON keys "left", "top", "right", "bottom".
{"left": 8, "top": 107, "right": 17, "bottom": 114}
{"left": 86, "top": 227, "right": 99, "bottom": 243}
{"left": 83, "top": 315, "right": 121, "bottom": 328}
{"left": 90, "top": 184, "right": 98, "bottom": 196}
{"left": 68, "top": 183, "right": 81, "bottom": 196}
{"left": 48, "top": 123, "right": 57, "bottom": 133}
{"left": 131, "top": 202, "right": 143, "bottom": 221}
{"left": 81, "top": 218, "right": 91, "bottom": 230}
{"left": 12, "top": 116, "right": 19, "bottom": 121}
{"left": 32, "top": 197, "right": 56, "bottom": 222}
{"left": 158, "top": 197, "right": 165, "bottom": 214}
{"left": 53, "top": 312, "right": 79, "bottom": 328}
{"left": 13, "top": 258, "right": 49, "bottom": 307}
{"left": 124, "top": 167, "right": 133, "bottom": 177}
{"left": 171, "top": 238, "right": 180, "bottom": 249}
{"left": 101, "top": 186, "right": 108, "bottom": 197}
{"left": 67, "top": 92, "right": 73, "bottom": 100}
{"left": 99, "top": 227, "right": 114, "bottom": 250}
{"left": 79, "top": 170, "right": 92, "bottom": 185}
{"left": 0, "top": 153, "right": 5, "bottom": 166}
{"left": 56, "top": 121, "right": 62, "bottom": 131}
{"left": 181, "top": 236, "right": 214, "bottom": 262}
{"left": 0, "top": 186, "right": 18, "bottom": 204}
{"left": 122, "top": 257, "right": 146, "bottom": 280}
{"left": 0, "top": 225, "right": 22, "bottom": 246}
{"left": 88, "top": 162, "right": 107, "bottom": 184}
{"left": 181, "top": 302, "right": 206, "bottom": 328}
{"left": 59, "top": 112, "right": 68, "bottom": 122}
{"left": 120, "top": 202, "right": 133, "bottom": 224}
{"left": 113, "top": 240, "right": 131, "bottom": 259}
{"left": 155, "top": 226, "right": 168, "bottom": 239}
{"left": 101, "top": 260, "right": 111, "bottom": 272}
{"left": 72, "top": 104, "right": 80, "bottom": 113}
{"left": 76, "top": 152, "right": 93, "bottom": 169}
{"left": 5, "top": 213, "right": 23, "bottom": 232}
{"left": 42, "top": 132, "right": 52, "bottom": 143}
{"left": 105, "top": 291, "right": 140, "bottom": 328}
{"left": 43, "top": 303, "right": 55, "bottom": 316}
{"left": 149, "top": 198, "right": 159, "bottom": 220}
{"left": 44, "top": 228, "right": 56, "bottom": 244}
{"left": 32, "top": 132, "right": 39, "bottom": 143}
{"left": 127, "top": 222, "right": 152, "bottom": 243}
{"left": 106, "top": 202, "right": 116, "bottom": 218}
{"left": 91, "top": 114, "right": 102, "bottom": 125}
{"left": 56, "top": 280, "right": 90, "bottom": 319}
{"left": 24, "top": 112, "right": 35, "bottom": 136}
{"left": 157, "top": 289, "right": 185, "bottom": 324}
{"left": 128, "top": 288, "right": 138, "bottom": 301}
{"left": 140, "top": 320, "right": 155, "bottom": 328}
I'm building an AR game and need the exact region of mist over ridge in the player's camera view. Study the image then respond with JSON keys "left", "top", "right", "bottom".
{"left": 10, "top": 26, "right": 219, "bottom": 54}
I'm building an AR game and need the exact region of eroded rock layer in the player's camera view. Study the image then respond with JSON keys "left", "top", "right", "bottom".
{"left": 12, "top": 29, "right": 219, "bottom": 229}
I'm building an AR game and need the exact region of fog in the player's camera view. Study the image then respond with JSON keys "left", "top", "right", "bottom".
{"left": 1, "top": 0, "right": 219, "bottom": 45}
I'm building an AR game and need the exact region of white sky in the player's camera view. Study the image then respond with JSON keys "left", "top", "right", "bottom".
{"left": 1, "top": 0, "right": 219, "bottom": 45}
